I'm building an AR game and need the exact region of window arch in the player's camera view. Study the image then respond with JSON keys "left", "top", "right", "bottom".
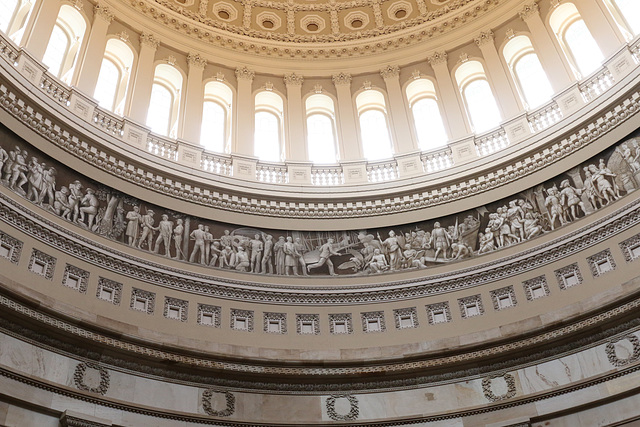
{"left": 355, "top": 90, "right": 394, "bottom": 161}
{"left": 201, "top": 81, "right": 233, "bottom": 153}
{"left": 549, "top": 3, "right": 604, "bottom": 78}
{"left": 454, "top": 61, "right": 502, "bottom": 133}
{"left": 0, "top": 0, "right": 19, "bottom": 34}
{"left": 146, "top": 64, "right": 183, "bottom": 137}
{"left": 254, "top": 91, "right": 284, "bottom": 162}
{"left": 42, "top": 5, "right": 86, "bottom": 82}
{"left": 305, "top": 94, "right": 339, "bottom": 164}
{"left": 503, "top": 35, "right": 554, "bottom": 109}
{"left": 603, "top": 0, "right": 640, "bottom": 38}
{"left": 405, "top": 79, "right": 448, "bottom": 151}
{"left": 94, "top": 38, "right": 134, "bottom": 114}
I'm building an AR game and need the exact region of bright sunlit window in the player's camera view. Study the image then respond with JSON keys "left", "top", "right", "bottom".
{"left": 411, "top": 98, "right": 448, "bottom": 150}
{"left": 254, "top": 111, "right": 281, "bottom": 162}
{"left": 613, "top": 0, "right": 640, "bottom": 35}
{"left": 146, "top": 83, "right": 173, "bottom": 136}
{"left": 42, "top": 5, "right": 86, "bottom": 81}
{"left": 503, "top": 36, "right": 554, "bottom": 109}
{"left": 0, "top": 0, "right": 18, "bottom": 33}
{"left": 463, "top": 79, "right": 502, "bottom": 132}
{"left": 42, "top": 25, "right": 69, "bottom": 77}
{"left": 305, "top": 93, "right": 338, "bottom": 163}
{"left": 201, "top": 101, "right": 226, "bottom": 152}
{"left": 94, "top": 58, "right": 120, "bottom": 110}
{"left": 359, "top": 110, "right": 393, "bottom": 160}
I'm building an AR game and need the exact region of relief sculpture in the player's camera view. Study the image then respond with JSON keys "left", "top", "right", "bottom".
{"left": 1, "top": 123, "right": 639, "bottom": 277}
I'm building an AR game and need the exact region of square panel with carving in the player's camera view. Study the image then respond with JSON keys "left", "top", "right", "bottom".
{"left": 426, "top": 302, "right": 451, "bottom": 325}
{"left": 0, "top": 231, "right": 22, "bottom": 264}
{"left": 393, "top": 307, "right": 418, "bottom": 329}
{"left": 264, "top": 312, "right": 287, "bottom": 334}
{"left": 296, "top": 314, "right": 320, "bottom": 335}
{"left": 96, "top": 277, "right": 122, "bottom": 305}
{"left": 130, "top": 288, "right": 156, "bottom": 314}
{"left": 164, "top": 297, "right": 188, "bottom": 322}
{"left": 198, "top": 304, "right": 221, "bottom": 327}
{"left": 62, "top": 264, "right": 89, "bottom": 293}
{"left": 490, "top": 286, "right": 517, "bottom": 311}
{"left": 28, "top": 249, "right": 56, "bottom": 280}
{"left": 619, "top": 233, "right": 640, "bottom": 262}
{"left": 361, "top": 311, "right": 386, "bottom": 333}
{"left": 523, "top": 275, "right": 550, "bottom": 300}
{"left": 230, "top": 309, "right": 254, "bottom": 331}
{"left": 587, "top": 249, "right": 616, "bottom": 277}
{"left": 555, "top": 263, "right": 583, "bottom": 290}
{"left": 329, "top": 313, "right": 353, "bottom": 335}
{"left": 458, "top": 295, "right": 484, "bottom": 319}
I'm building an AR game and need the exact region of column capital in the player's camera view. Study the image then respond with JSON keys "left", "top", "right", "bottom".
{"left": 94, "top": 3, "right": 114, "bottom": 23}
{"left": 474, "top": 30, "right": 495, "bottom": 48}
{"left": 427, "top": 51, "right": 448, "bottom": 67}
{"left": 283, "top": 73, "right": 304, "bottom": 87}
{"left": 139, "top": 32, "right": 159, "bottom": 49}
{"left": 187, "top": 52, "right": 207, "bottom": 70}
{"left": 332, "top": 72, "right": 352, "bottom": 87}
{"left": 235, "top": 66, "right": 255, "bottom": 81}
{"left": 380, "top": 65, "right": 400, "bottom": 80}
{"left": 519, "top": 1, "right": 540, "bottom": 21}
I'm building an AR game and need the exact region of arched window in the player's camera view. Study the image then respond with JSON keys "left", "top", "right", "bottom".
{"left": 405, "top": 79, "right": 448, "bottom": 151}
{"left": 42, "top": 5, "right": 86, "bottom": 82}
{"left": 549, "top": 3, "right": 604, "bottom": 78}
{"left": 146, "top": 64, "right": 183, "bottom": 137}
{"left": 604, "top": 0, "right": 640, "bottom": 38}
{"left": 94, "top": 38, "right": 134, "bottom": 114}
{"left": 254, "top": 91, "right": 284, "bottom": 162}
{"left": 503, "top": 35, "right": 554, "bottom": 109}
{"left": 0, "top": 0, "right": 19, "bottom": 34}
{"left": 305, "top": 94, "right": 338, "bottom": 163}
{"left": 455, "top": 61, "right": 502, "bottom": 133}
{"left": 201, "top": 81, "right": 233, "bottom": 153}
{"left": 6, "top": 0, "right": 36, "bottom": 43}
{"left": 356, "top": 90, "right": 393, "bottom": 161}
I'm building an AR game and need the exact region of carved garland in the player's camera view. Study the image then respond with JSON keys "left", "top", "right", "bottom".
{"left": 482, "top": 373, "right": 516, "bottom": 402}
{"left": 606, "top": 335, "right": 640, "bottom": 367}
{"left": 326, "top": 394, "right": 359, "bottom": 421}
{"left": 73, "top": 362, "right": 110, "bottom": 395}
{"left": 202, "top": 389, "right": 235, "bottom": 417}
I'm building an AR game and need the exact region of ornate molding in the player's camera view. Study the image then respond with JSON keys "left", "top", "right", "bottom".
{"left": 202, "top": 389, "right": 235, "bottom": 416}
{"left": 186, "top": 52, "right": 207, "bottom": 69}
{"left": 482, "top": 373, "right": 516, "bottom": 402}
{"left": 519, "top": 1, "right": 540, "bottom": 22}
{"left": 380, "top": 65, "right": 400, "bottom": 80}
{"left": 606, "top": 335, "right": 640, "bottom": 367}
{"left": 326, "top": 395, "right": 359, "bottom": 421}
{"left": 93, "top": 4, "right": 114, "bottom": 23}
{"left": 331, "top": 72, "right": 352, "bottom": 86}
{"left": 427, "top": 51, "right": 448, "bottom": 67}
{"left": 474, "top": 30, "right": 495, "bottom": 47}
{"left": 234, "top": 66, "right": 255, "bottom": 81}
{"left": 73, "top": 362, "right": 110, "bottom": 395}
{"left": 139, "top": 32, "right": 160, "bottom": 49}
{"left": 283, "top": 72, "right": 304, "bottom": 86}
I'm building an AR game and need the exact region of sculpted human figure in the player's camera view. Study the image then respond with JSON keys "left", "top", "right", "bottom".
{"left": 78, "top": 188, "right": 99, "bottom": 229}
{"left": 478, "top": 228, "right": 496, "bottom": 254}
{"left": 189, "top": 224, "right": 207, "bottom": 264}
{"left": 450, "top": 241, "right": 472, "bottom": 260}
{"left": 429, "top": 222, "right": 451, "bottom": 261}
{"left": 559, "top": 179, "right": 587, "bottom": 221}
{"left": 210, "top": 241, "right": 222, "bottom": 267}
{"left": 68, "top": 180, "right": 83, "bottom": 223}
{"left": 487, "top": 213, "right": 502, "bottom": 248}
{"left": 137, "top": 209, "right": 158, "bottom": 250}
{"left": 10, "top": 149, "right": 28, "bottom": 194}
{"left": 284, "top": 236, "right": 299, "bottom": 276}
{"left": 52, "top": 186, "right": 71, "bottom": 218}
{"left": 125, "top": 206, "right": 142, "bottom": 246}
{"left": 173, "top": 218, "right": 184, "bottom": 260}
{"left": 219, "top": 245, "right": 236, "bottom": 269}
{"left": 582, "top": 168, "right": 602, "bottom": 210}
{"left": 1, "top": 146, "right": 18, "bottom": 183}
{"left": 220, "top": 230, "right": 233, "bottom": 249}
{"left": 261, "top": 235, "right": 274, "bottom": 274}
{"left": 274, "top": 236, "right": 286, "bottom": 275}
{"left": 506, "top": 200, "right": 526, "bottom": 241}
{"left": 0, "top": 146, "right": 8, "bottom": 175}
{"left": 294, "top": 237, "right": 308, "bottom": 276}
{"left": 402, "top": 244, "right": 426, "bottom": 269}
{"left": 153, "top": 214, "right": 173, "bottom": 257}
{"left": 307, "top": 238, "right": 340, "bottom": 276}
{"left": 235, "top": 247, "right": 250, "bottom": 271}
{"left": 497, "top": 207, "right": 519, "bottom": 247}
{"left": 26, "top": 157, "right": 43, "bottom": 202}
{"left": 588, "top": 163, "right": 618, "bottom": 205}
{"left": 250, "top": 234, "right": 263, "bottom": 273}
{"left": 599, "top": 159, "right": 621, "bottom": 198}
{"left": 38, "top": 166, "right": 56, "bottom": 206}
{"left": 545, "top": 186, "right": 565, "bottom": 230}
{"left": 204, "top": 226, "right": 214, "bottom": 265}
{"left": 523, "top": 212, "right": 544, "bottom": 240}
{"left": 378, "top": 230, "right": 403, "bottom": 270}
{"left": 620, "top": 143, "right": 640, "bottom": 172}
{"left": 369, "top": 249, "right": 389, "bottom": 273}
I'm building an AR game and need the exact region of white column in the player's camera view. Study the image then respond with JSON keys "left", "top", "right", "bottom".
{"left": 380, "top": 65, "right": 417, "bottom": 154}
{"left": 180, "top": 53, "right": 206, "bottom": 142}
{"left": 427, "top": 52, "right": 469, "bottom": 139}
{"left": 76, "top": 4, "right": 114, "bottom": 95}
{"left": 474, "top": 30, "right": 521, "bottom": 119}
{"left": 573, "top": 0, "right": 624, "bottom": 57}
{"left": 234, "top": 66, "right": 255, "bottom": 156}
{"left": 332, "top": 73, "right": 362, "bottom": 160}
{"left": 128, "top": 33, "right": 159, "bottom": 124}
{"left": 284, "top": 73, "right": 306, "bottom": 161}
{"left": 519, "top": 1, "right": 573, "bottom": 92}
{"left": 22, "top": 0, "right": 61, "bottom": 60}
